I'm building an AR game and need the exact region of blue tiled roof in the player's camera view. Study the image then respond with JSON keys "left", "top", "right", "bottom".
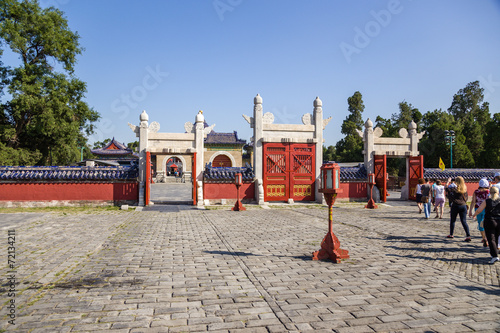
{"left": 91, "top": 137, "right": 136, "bottom": 157}
{"left": 424, "top": 168, "right": 499, "bottom": 181}
{"left": 205, "top": 131, "right": 246, "bottom": 145}
{"left": 204, "top": 164, "right": 254, "bottom": 182}
{"left": 339, "top": 164, "right": 367, "bottom": 181}
{"left": 0, "top": 166, "right": 138, "bottom": 181}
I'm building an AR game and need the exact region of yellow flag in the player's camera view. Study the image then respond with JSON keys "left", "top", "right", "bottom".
{"left": 439, "top": 157, "right": 445, "bottom": 171}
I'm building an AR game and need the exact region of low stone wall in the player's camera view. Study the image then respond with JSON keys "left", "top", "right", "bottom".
{"left": 337, "top": 181, "right": 368, "bottom": 201}
{"left": 0, "top": 166, "right": 138, "bottom": 207}
{"left": 203, "top": 183, "right": 255, "bottom": 205}
{"left": 203, "top": 165, "right": 255, "bottom": 205}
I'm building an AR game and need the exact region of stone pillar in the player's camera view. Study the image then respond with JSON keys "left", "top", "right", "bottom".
{"left": 195, "top": 111, "right": 205, "bottom": 208}
{"left": 363, "top": 118, "right": 375, "bottom": 175}
{"left": 253, "top": 94, "right": 265, "bottom": 205}
{"left": 409, "top": 120, "right": 418, "bottom": 155}
{"left": 138, "top": 110, "right": 149, "bottom": 206}
{"left": 313, "top": 97, "right": 323, "bottom": 203}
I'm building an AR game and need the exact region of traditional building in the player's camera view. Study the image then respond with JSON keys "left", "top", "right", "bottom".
{"left": 87, "top": 137, "right": 138, "bottom": 166}
{"left": 204, "top": 130, "right": 247, "bottom": 168}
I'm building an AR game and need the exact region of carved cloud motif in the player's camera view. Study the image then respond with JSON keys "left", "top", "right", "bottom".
{"left": 323, "top": 116, "right": 332, "bottom": 130}
{"left": 128, "top": 122, "right": 138, "bottom": 134}
{"left": 373, "top": 127, "right": 383, "bottom": 138}
{"left": 242, "top": 114, "right": 254, "bottom": 127}
{"left": 204, "top": 124, "right": 216, "bottom": 136}
{"left": 302, "top": 113, "right": 313, "bottom": 125}
{"left": 263, "top": 112, "right": 274, "bottom": 124}
{"left": 184, "top": 122, "right": 195, "bottom": 133}
{"left": 148, "top": 121, "right": 160, "bottom": 133}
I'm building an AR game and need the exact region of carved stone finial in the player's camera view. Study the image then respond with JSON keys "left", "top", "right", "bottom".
{"left": 314, "top": 96, "right": 322, "bottom": 108}
{"left": 254, "top": 94, "right": 262, "bottom": 104}
{"left": 140, "top": 110, "right": 149, "bottom": 122}
{"left": 365, "top": 118, "right": 373, "bottom": 128}
{"left": 196, "top": 110, "right": 204, "bottom": 123}
{"left": 409, "top": 120, "right": 417, "bottom": 130}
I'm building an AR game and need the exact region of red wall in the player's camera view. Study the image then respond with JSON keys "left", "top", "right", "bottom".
{"left": 337, "top": 182, "right": 367, "bottom": 199}
{"left": 0, "top": 182, "right": 138, "bottom": 202}
{"left": 204, "top": 183, "right": 255, "bottom": 200}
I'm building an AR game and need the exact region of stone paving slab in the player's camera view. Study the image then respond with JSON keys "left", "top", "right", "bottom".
{"left": 1, "top": 202, "right": 499, "bottom": 332}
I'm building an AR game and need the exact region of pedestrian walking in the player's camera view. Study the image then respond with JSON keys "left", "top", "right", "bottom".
{"left": 446, "top": 176, "right": 471, "bottom": 241}
{"left": 433, "top": 180, "right": 446, "bottom": 219}
{"left": 493, "top": 172, "right": 500, "bottom": 250}
{"left": 421, "top": 178, "right": 432, "bottom": 219}
{"left": 468, "top": 178, "right": 490, "bottom": 247}
{"left": 431, "top": 178, "right": 438, "bottom": 213}
{"left": 416, "top": 178, "right": 424, "bottom": 214}
{"left": 473, "top": 186, "right": 500, "bottom": 264}
{"left": 445, "top": 178, "right": 456, "bottom": 209}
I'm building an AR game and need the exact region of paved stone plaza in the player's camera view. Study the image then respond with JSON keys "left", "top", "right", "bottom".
{"left": 1, "top": 201, "right": 499, "bottom": 332}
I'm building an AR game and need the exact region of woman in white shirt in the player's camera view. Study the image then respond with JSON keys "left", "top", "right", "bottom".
{"left": 433, "top": 180, "right": 446, "bottom": 219}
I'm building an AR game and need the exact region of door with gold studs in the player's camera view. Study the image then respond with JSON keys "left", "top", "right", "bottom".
{"left": 263, "top": 143, "right": 315, "bottom": 202}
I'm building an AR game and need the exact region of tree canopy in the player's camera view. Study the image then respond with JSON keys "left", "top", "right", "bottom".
{"left": 328, "top": 81, "right": 499, "bottom": 170}
{"left": 334, "top": 91, "right": 364, "bottom": 162}
{"left": 0, "top": 0, "right": 99, "bottom": 165}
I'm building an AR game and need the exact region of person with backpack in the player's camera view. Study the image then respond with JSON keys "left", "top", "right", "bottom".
{"left": 473, "top": 186, "right": 500, "bottom": 264}
{"left": 468, "top": 178, "right": 490, "bottom": 247}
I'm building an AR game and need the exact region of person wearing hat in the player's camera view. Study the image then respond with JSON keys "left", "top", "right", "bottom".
{"left": 469, "top": 178, "right": 490, "bottom": 247}
{"left": 492, "top": 172, "right": 500, "bottom": 191}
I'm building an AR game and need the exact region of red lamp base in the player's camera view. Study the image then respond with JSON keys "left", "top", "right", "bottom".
{"left": 365, "top": 199, "right": 378, "bottom": 209}
{"left": 232, "top": 200, "right": 246, "bottom": 211}
{"left": 312, "top": 230, "right": 349, "bottom": 263}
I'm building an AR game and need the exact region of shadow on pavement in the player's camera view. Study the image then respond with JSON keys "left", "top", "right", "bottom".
{"left": 204, "top": 250, "right": 313, "bottom": 261}
{"left": 456, "top": 285, "right": 500, "bottom": 295}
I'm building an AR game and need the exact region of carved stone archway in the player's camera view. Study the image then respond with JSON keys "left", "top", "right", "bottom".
{"left": 357, "top": 119, "right": 425, "bottom": 200}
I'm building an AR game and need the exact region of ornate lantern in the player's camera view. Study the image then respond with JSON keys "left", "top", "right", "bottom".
{"left": 235, "top": 172, "right": 242, "bottom": 186}
{"left": 320, "top": 163, "right": 340, "bottom": 193}
{"left": 365, "top": 173, "right": 378, "bottom": 209}
{"left": 313, "top": 162, "right": 349, "bottom": 263}
{"left": 232, "top": 172, "right": 246, "bottom": 211}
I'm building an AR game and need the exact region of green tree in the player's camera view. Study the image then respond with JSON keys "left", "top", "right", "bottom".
{"left": 127, "top": 140, "right": 139, "bottom": 152}
{"left": 480, "top": 113, "right": 500, "bottom": 167}
{"left": 335, "top": 91, "right": 364, "bottom": 162}
{"left": 392, "top": 101, "right": 422, "bottom": 130}
{"left": 0, "top": 0, "right": 99, "bottom": 165}
{"left": 93, "top": 138, "right": 111, "bottom": 149}
{"left": 374, "top": 115, "right": 397, "bottom": 137}
{"left": 323, "top": 145, "right": 336, "bottom": 162}
{"left": 419, "top": 109, "right": 474, "bottom": 168}
{"left": 448, "top": 81, "right": 490, "bottom": 167}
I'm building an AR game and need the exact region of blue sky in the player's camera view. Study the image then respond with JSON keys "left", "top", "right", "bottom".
{"left": 33, "top": 0, "right": 500, "bottom": 147}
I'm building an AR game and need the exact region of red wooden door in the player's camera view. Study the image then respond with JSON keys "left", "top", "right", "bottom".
{"left": 263, "top": 143, "right": 315, "bottom": 202}
{"left": 290, "top": 144, "right": 315, "bottom": 201}
{"left": 408, "top": 155, "right": 424, "bottom": 201}
{"left": 374, "top": 154, "right": 387, "bottom": 203}
{"left": 263, "top": 143, "right": 289, "bottom": 201}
